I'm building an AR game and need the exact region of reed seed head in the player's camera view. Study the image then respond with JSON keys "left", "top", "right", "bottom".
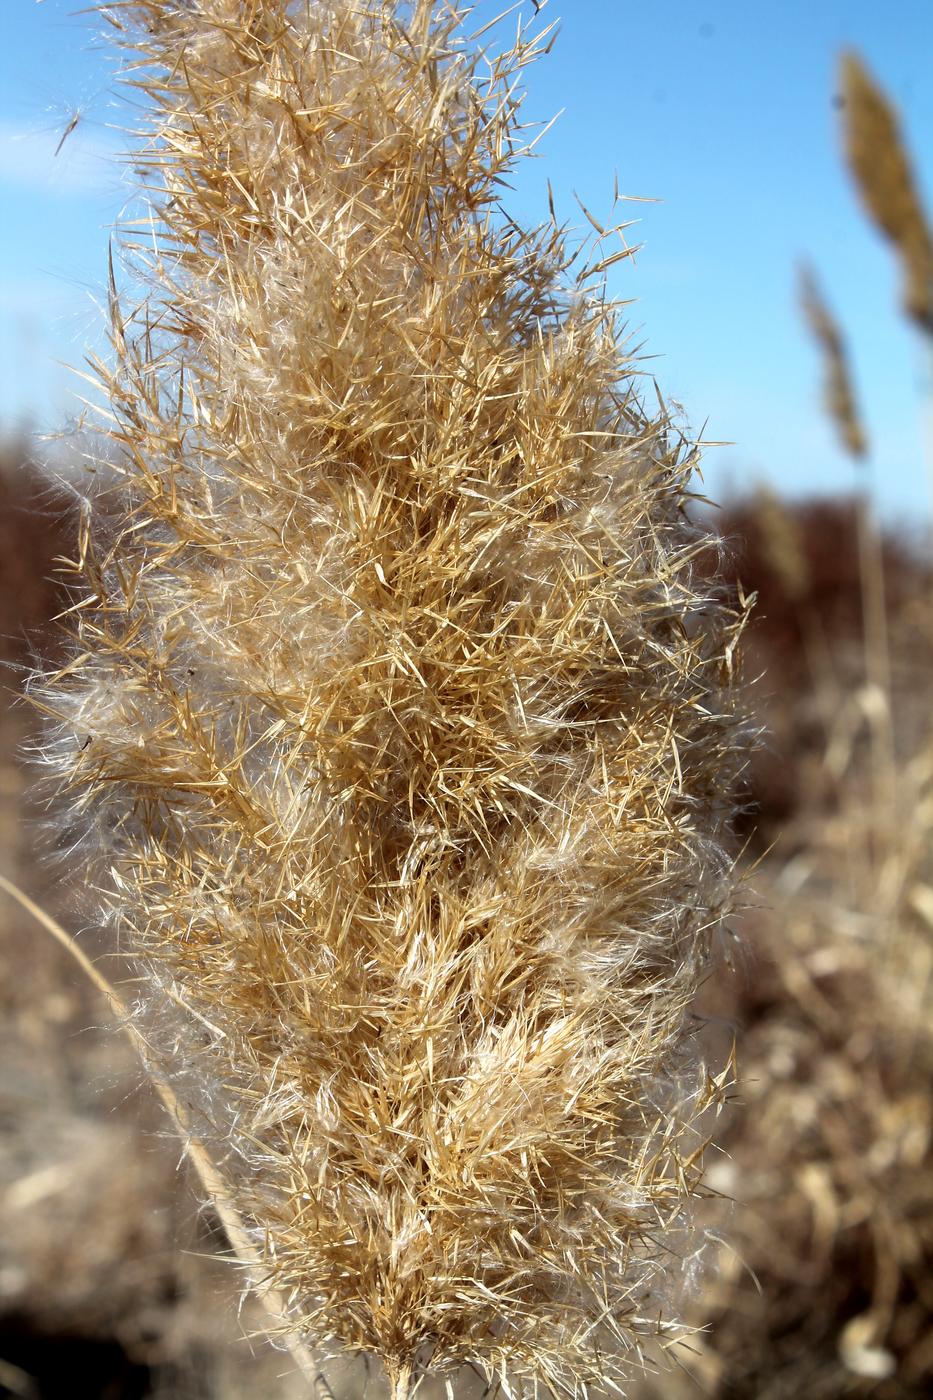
{"left": 33, "top": 2, "right": 746, "bottom": 1394}
{"left": 840, "top": 49, "right": 933, "bottom": 336}
{"left": 799, "top": 262, "right": 868, "bottom": 461}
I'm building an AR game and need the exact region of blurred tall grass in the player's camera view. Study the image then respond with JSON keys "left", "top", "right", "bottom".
{"left": 647, "top": 48, "right": 933, "bottom": 1400}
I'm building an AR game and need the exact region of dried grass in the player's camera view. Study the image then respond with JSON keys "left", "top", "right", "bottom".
{"left": 624, "top": 486, "right": 933, "bottom": 1400}
{"left": 678, "top": 63, "right": 933, "bottom": 1388}
{"left": 840, "top": 50, "right": 933, "bottom": 337}
{"left": 798, "top": 262, "right": 892, "bottom": 806}
{"left": 799, "top": 264, "right": 868, "bottom": 461}
{"left": 29, "top": 2, "right": 745, "bottom": 1395}
{"left": 0, "top": 437, "right": 314, "bottom": 1398}
{"left": 692, "top": 688, "right": 933, "bottom": 1398}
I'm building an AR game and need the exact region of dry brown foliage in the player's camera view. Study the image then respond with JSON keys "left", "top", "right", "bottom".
{"left": 691, "top": 689, "right": 933, "bottom": 1399}
{"left": 0, "top": 440, "right": 70, "bottom": 668}
{"left": 709, "top": 491, "right": 930, "bottom": 839}
{"left": 27, "top": 3, "right": 745, "bottom": 1397}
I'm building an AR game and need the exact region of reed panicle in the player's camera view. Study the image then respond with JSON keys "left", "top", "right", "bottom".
{"left": 799, "top": 262, "right": 868, "bottom": 461}
{"left": 31, "top": 2, "right": 746, "bottom": 1393}
{"left": 798, "top": 262, "right": 891, "bottom": 756}
{"left": 840, "top": 49, "right": 933, "bottom": 336}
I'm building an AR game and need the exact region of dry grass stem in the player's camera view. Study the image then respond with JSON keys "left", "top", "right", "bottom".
{"left": 799, "top": 263, "right": 891, "bottom": 785}
{"left": 696, "top": 701, "right": 933, "bottom": 1396}
{"left": 0, "top": 873, "right": 327, "bottom": 1395}
{"left": 30, "top": 2, "right": 746, "bottom": 1394}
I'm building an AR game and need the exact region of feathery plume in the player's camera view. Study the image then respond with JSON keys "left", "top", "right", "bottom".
{"left": 799, "top": 262, "right": 868, "bottom": 460}
{"left": 839, "top": 49, "right": 933, "bottom": 336}
{"left": 33, "top": 2, "right": 745, "bottom": 1394}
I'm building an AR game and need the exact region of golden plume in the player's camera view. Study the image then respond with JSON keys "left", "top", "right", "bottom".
{"left": 32, "top": 3, "right": 746, "bottom": 1394}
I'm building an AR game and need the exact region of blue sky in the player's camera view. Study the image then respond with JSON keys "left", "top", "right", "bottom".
{"left": 3, "top": 0, "right": 933, "bottom": 521}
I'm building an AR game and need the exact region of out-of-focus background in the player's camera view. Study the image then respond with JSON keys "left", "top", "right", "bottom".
{"left": 1, "top": 1, "right": 932, "bottom": 1396}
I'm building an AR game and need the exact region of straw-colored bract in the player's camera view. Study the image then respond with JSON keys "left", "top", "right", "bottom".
{"left": 32, "top": 2, "right": 745, "bottom": 1394}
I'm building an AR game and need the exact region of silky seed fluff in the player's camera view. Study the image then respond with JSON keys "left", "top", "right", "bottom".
{"left": 33, "top": 2, "right": 748, "bottom": 1395}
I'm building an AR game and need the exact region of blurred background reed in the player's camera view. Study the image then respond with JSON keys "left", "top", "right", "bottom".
{"left": 1, "top": 2, "right": 932, "bottom": 1397}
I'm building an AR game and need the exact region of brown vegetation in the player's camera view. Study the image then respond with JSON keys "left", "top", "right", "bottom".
{"left": 687, "top": 497, "right": 933, "bottom": 1398}
{"left": 711, "top": 490, "right": 931, "bottom": 840}
{"left": 0, "top": 437, "right": 319, "bottom": 1398}
{"left": 25, "top": 3, "right": 745, "bottom": 1397}
{"left": 2, "top": 10, "right": 932, "bottom": 1400}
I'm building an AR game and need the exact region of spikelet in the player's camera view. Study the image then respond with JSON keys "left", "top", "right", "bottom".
{"left": 840, "top": 50, "right": 933, "bottom": 336}
{"left": 33, "top": 2, "right": 745, "bottom": 1394}
{"left": 799, "top": 263, "right": 868, "bottom": 460}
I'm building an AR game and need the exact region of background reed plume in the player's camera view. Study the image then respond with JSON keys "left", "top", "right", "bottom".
{"left": 840, "top": 50, "right": 933, "bottom": 337}
{"left": 31, "top": 2, "right": 745, "bottom": 1393}
{"left": 798, "top": 264, "right": 868, "bottom": 462}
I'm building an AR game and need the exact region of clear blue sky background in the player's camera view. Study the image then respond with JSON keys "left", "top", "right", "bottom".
{"left": 3, "top": 0, "right": 933, "bottom": 521}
